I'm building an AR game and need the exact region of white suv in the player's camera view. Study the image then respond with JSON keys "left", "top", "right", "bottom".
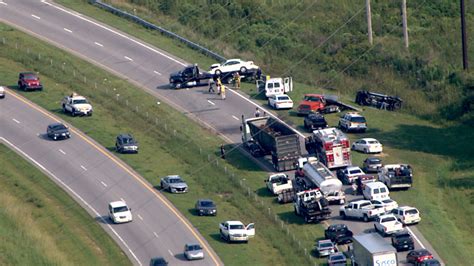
{"left": 391, "top": 206, "right": 421, "bottom": 225}
{"left": 339, "top": 112, "right": 367, "bottom": 132}
{"left": 108, "top": 201, "right": 133, "bottom": 223}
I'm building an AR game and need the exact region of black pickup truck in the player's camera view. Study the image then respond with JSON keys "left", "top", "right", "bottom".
{"left": 324, "top": 224, "right": 353, "bottom": 245}
{"left": 169, "top": 64, "right": 212, "bottom": 89}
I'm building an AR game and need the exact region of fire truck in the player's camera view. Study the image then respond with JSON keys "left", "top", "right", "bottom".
{"left": 305, "top": 127, "right": 351, "bottom": 169}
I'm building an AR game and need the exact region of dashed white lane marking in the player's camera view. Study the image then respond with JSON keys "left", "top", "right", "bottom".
{"left": 168, "top": 249, "right": 173, "bottom": 256}
{"left": 124, "top": 56, "right": 133, "bottom": 61}
{"left": 80, "top": 165, "right": 87, "bottom": 171}
{"left": 153, "top": 232, "right": 159, "bottom": 238}
{"left": 120, "top": 197, "right": 125, "bottom": 202}
{"left": 94, "top": 42, "right": 104, "bottom": 47}
{"left": 58, "top": 149, "right": 66, "bottom": 155}
{"left": 207, "top": 100, "right": 215, "bottom": 106}
{"left": 153, "top": 70, "right": 162, "bottom": 75}
{"left": 137, "top": 214, "right": 143, "bottom": 220}
{"left": 100, "top": 181, "right": 108, "bottom": 187}
{"left": 232, "top": 115, "right": 239, "bottom": 121}
{"left": 0, "top": 1, "right": 7, "bottom": 6}
{"left": 31, "top": 14, "right": 41, "bottom": 20}
{"left": 12, "top": 118, "right": 20, "bottom": 124}
{"left": 63, "top": 28, "right": 72, "bottom": 33}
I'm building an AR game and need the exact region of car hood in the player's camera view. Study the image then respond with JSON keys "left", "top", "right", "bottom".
{"left": 169, "top": 183, "right": 187, "bottom": 188}
{"left": 52, "top": 129, "right": 69, "bottom": 134}
{"left": 229, "top": 229, "right": 248, "bottom": 235}
{"left": 198, "top": 206, "right": 216, "bottom": 211}
{"left": 73, "top": 103, "right": 92, "bottom": 109}
{"left": 169, "top": 70, "right": 182, "bottom": 78}
{"left": 186, "top": 250, "right": 203, "bottom": 256}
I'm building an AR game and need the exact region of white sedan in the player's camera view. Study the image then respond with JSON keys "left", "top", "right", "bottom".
{"left": 268, "top": 94, "right": 293, "bottom": 110}
{"left": 352, "top": 138, "right": 383, "bottom": 153}
{"left": 209, "top": 58, "right": 259, "bottom": 76}
{"left": 374, "top": 214, "right": 404, "bottom": 237}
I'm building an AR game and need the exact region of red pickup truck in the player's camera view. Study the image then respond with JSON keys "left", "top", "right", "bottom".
{"left": 296, "top": 94, "right": 326, "bottom": 115}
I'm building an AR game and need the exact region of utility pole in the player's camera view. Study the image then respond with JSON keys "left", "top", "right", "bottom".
{"left": 402, "top": 0, "right": 409, "bottom": 49}
{"left": 366, "top": 0, "right": 373, "bottom": 45}
{"left": 460, "top": 0, "right": 468, "bottom": 70}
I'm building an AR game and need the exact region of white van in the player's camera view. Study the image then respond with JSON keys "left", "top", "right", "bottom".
{"left": 363, "top": 181, "right": 389, "bottom": 201}
{"left": 256, "top": 77, "right": 293, "bottom": 98}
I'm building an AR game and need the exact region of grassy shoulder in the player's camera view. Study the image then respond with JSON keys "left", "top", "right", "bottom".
{"left": 0, "top": 144, "right": 130, "bottom": 265}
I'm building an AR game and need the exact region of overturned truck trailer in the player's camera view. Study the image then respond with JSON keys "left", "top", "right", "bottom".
{"left": 242, "top": 116, "right": 301, "bottom": 171}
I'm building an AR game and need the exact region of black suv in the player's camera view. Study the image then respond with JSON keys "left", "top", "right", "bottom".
{"left": 115, "top": 134, "right": 138, "bottom": 154}
{"left": 391, "top": 230, "right": 414, "bottom": 252}
{"left": 304, "top": 113, "right": 328, "bottom": 131}
{"left": 324, "top": 224, "right": 353, "bottom": 245}
{"left": 47, "top": 123, "right": 70, "bottom": 140}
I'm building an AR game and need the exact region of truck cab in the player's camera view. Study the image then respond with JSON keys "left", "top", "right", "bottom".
{"left": 219, "top": 221, "right": 255, "bottom": 243}
{"left": 256, "top": 76, "right": 293, "bottom": 98}
{"left": 297, "top": 94, "right": 326, "bottom": 116}
{"left": 169, "top": 64, "right": 211, "bottom": 89}
{"left": 339, "top": 200, "right": 385, "bottom": 222}
{"left": 265, "top": 173, "right": 293, "bottom": 195}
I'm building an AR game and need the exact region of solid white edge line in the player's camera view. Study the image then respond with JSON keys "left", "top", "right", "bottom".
{"left": 232, "top": 115, "right": 239, "bottom": 121}
{"left": 124, "top": 56, "right": 133, "bottom": 61}
{"left": 12, "top": 118, "right": 20, "bottom": 123}
{"left": 58, "top": 149, "right": 66, "bottom": 155}
{"left": 43, "top": 1, "right": 186, "bottom": 66}
{"left": 63, "top": 28, "right": 72, "bottom": 33}
{"left": 168, "top": 249, "right": 173, "bottom": 256}
{"left": 0, "top": 137, "right": 142, "bottom": 266}
{"left": 406, "top": 226, "right": 425, "bottom": 249}
{"left": 94, "top": 42, "right": 103, "bottom": 47}
{"left": 207, "top": 100, "right": 215, "bottom": 106}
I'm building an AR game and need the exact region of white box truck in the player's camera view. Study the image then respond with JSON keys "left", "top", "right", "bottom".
{"left": 352, "top": 233, "right": 398, "bottom": 266}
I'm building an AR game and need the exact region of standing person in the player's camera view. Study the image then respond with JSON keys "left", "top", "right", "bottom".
{"left": 221, "top": 85, "right": 226, "bottom": 100}
{"left": 220, "top": 144, "right": 226, "bottom": 159}
{"left": 256, "top": 68, "right": 262, "bottom": 81}
{"left": 216, "top": 77, "right": 222, "bottom": 95}
{"left": 352, "top": 182, "right": 358, "bottom": 195}
{"left": 233, "top": 72, "right": 241, "bottom": 89}
{"left": 209, "top": 74, "right": 217, "bottom": 93}
{"left": 254, "top": 107, "right": 261, "bottom": 117}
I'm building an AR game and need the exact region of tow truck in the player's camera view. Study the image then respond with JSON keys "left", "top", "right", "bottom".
{"left": 169, "top": 64, "right": 212, "bottom": 89}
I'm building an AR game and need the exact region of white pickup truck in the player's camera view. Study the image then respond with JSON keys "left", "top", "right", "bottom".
{"left": 265, "top": 173, "right": 293, "bottom": 195}
{"left": 374, "top": 214, "right": 404, "bottom": 236}
{"left": 61, "top": 93, "right": 93, "bottom": 116}
{"left": 219, "top": 221, "right": 255, "bottom": 243}
{"left": 339, "top": 200, "right": 386, "bottom": 222}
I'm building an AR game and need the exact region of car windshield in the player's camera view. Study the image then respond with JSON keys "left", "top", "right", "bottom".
{"left": 304, "top": 96, "right": 321, "bottom": 102}
{"left": 113, "top": 206, "right": 128, "bottom": 213}
{"left": 200, "top": 201, "right": 215, "bottom": 207}
{"left": 382, "top": 199, "right": 394, "bottom": 204}
{"left": 229, "top": 224, "right": 244, "bottom": 230}
{"left": 24, "top": 73, "right": 38, "bottom": 80}
{"left": 406, "top": 209, "right": 419, "bottom": 215}
{"left": 52, "top": 124, "right": 67, "bottom": 130}
{"left": 368, "top": 158, "right": 381, "bottom": 164}
{"left": 320, "top": 242, "right": 333, "bottom": 248}
{"left": 73, "top": 99, "right": 88, "bottom": 104}
{"left": 380, "top": 187, "right": 387, "bottom": 193}
{"left": 277, "top": 96, "right": 289, "bottom": 101}
{"left": 331, "top": 255, "right": 345, "bottom": 261}
{"left": 169, "top": 178, "right": 183, "bottom": 183}
{"left": 122, "top": 137, "right": 135, "bottom": 144}
{"left": 349, "top": 169, "right": 362, "bottom": 174}
{"left": 368, "top": 140, "right": 379, "bottom": 144}
{"left": 186, "top": 245, "right": 202, "bottom": 251}
{"left": 351, "top": 116, "right": 366, "bottom": 123}
{"left": 360, "top": 202, "right": 371, "bottom": 208}
{"left": 382, "top": 217, "right": 396, "bottom": 222}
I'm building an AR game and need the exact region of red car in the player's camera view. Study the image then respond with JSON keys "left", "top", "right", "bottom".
{"left": 18, "top": 72, "right": 43, "bottom": 91}
{"left": 406, "top": 249, "right": 434, "bottom": 264}
{"left": 297, "top": 94, "right": 326, "bottom": 116}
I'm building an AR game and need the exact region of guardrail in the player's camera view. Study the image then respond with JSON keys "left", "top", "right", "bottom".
{"left": 89, "top": 0, "right": 227, "bottom": 62}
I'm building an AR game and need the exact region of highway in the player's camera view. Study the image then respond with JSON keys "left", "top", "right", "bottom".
{"left": 0, "top": 90, "right": 221, "bottom": 266}
{"left": 0, "top": 0, "right": 443, "bottom": 265}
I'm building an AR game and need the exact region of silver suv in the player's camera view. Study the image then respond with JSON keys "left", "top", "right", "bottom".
{"left": 339, "top": 112, "right": 367, "bottom": 133}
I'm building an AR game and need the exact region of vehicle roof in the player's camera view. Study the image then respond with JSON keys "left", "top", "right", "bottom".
{"left": 366, "top": 157, "right": 382, "bottom": 162}
{"left": 359, "top": 138, "right": 378, "bottom": 142}
{"left": 166, "top": 175, "right": 181, "bottom": 179}
{"left": 344, "top": 112, "right": 364, "bottom": 117}
{"left": 396, "top": 206, "right": 418, "bottom": 211}
{"left": 328, "top": 224, "right": 347, "bottom": 230}
{"left": 353, "top": 233, "right": 397, "bottom": 253}
{"left": 109, "top": 201, "right": 127, "bottom": 208}
{"left": 378, "top": 214, "right": 397, "bottom": 219}
{"left": 365, "top": 181, "right": 388, "bottom": 189}
{"left": 346, "top": 166, "right": 362, "bottom": 171}
{"left": 318, "top": 239, "right": 333, "bottom": 244}
{"left": 226, "top": 58, "right": 243, "bottom": 62}
{"left": 48, "top": 122, "right": 65, "bottom": 127}
{"left": 351, "top": 199, "right": 371, "bottom": 204}
{"left": 266, "top": 77, "right": 283, "bottom": 83}
{"left": 225, "top": 221, "right": 244, "bottom": 225}
{"left": 383, "top": 164, "right": 409, "bottom": 169}
{"left": 313, "top": 127, "right": 348, "bottom": 143}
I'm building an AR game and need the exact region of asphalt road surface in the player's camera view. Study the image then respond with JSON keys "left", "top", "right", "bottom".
{"left": 0, "top": 90, "right": 221, "bottom": 266}
{"left": 0, "top": 0, "right": 443, "bottom": 265}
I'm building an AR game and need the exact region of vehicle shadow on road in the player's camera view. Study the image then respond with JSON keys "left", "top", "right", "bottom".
{"left": 173, "top": 253, "right": 188, "bottom": 261}
{"left": 95, "top": 215, "right": 114, "bottom": 225}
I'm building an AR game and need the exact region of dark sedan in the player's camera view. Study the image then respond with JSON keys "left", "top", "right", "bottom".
{"left": 47, "top": 123, "right": 70, "bottom": 140}
{"left": 195, "top": 199, "right": 217, "bottom": 216}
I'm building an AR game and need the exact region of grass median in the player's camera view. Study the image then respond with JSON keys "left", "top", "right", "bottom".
{"left": 0, "top": 144, "right": 130, "bottom": 265}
